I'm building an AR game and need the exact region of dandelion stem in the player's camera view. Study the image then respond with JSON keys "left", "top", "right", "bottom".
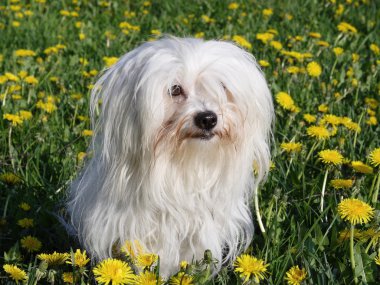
{"left": 329, "top": 58, "right": 338, "bottom": 80}
{"left": 8, "top": 127, "right": 16, "bottom": 171}
{"left": 350, "top": 224, "right": 358, "bottom": 284}
{"left": 254, "top": 187, "right": 265, "bottom": 233}
{"left": 371, "top": 172, "right": 380, "bottom": 206}
{"left": 320, "top": 168, "right": 329, "bottom": 214}
{"left": 285, "top": 156, "right": 293, "bottom": 179}
{"left": 298, "top": 140, "right": 320, "bottom": 180}
{"left": 353, "top": 111, "right": 365, "bottom": 149}
{"left": 2, "top": 87, "right": 9, "bottom": 107}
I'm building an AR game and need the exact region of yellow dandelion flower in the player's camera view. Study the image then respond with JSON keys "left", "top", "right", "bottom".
{"left": 262, "top": 8, "right": 273, "bottom": 17}
{"left": 318, "top": 150, "right": 344, "bottom": 165}
{"left": 333, "top": 47, "right": 344, "bottom": 56}
{"left": 323, "top": 114, "right": 341, "bottom": 125}
{"left": 93, "top": 258, "right": 135, "bottom": 285}
{"left": 256, "top": 32, "right": 274, "bottom": 44}
{"left": 366, "top": 116, "right": 378, "bottom": 126}
{"left": 103, "top": 56, "right": 119, "bottom": 67}
{"left": 287, "top": 66, "right": 300, "bottom": 74}
{"left": 169, "top": 272, "right": 194, "bottom": 285}
{"left": 367, "top": 109, "right": 376, "bottom": 116}
{"left": 338, "top": 228, "right": 363, "bottom": 243}
{"left": 36, "top": 100, "right": 57, "bottom": 113}
{"left": 303, "top": 114, "right": 317, "bottom": 123}
{"left": 82, "top": 129, "right": 93, "bottom": 136}
{"left": 270, "top": 40, "right": 283, "bottom": 50}
{"left": 62, "top": 272, "right": 75, "bottom": 284}
{"left": 0, "top": 75, "right": 8, "bottom": 84}
{"left": 12, "top": 21, "right": 21, "bottom": 27}
{"left": 134, "top": 271, "right": 163, "bottom": 285}
{"left": 136, "top": 253, "right": 158, "bottom": 268}
{"left": 318, "top": 104, "right": 328, "bottom": 113}
{"left": 281, "top": 142, "right": 303, "bottom": 153}
{"left": 307, "top": 125, "right": 330, "bottom": 140}
{"left": 24, "top": 75, "right": 38, "bottom": 85}
{"left": 3, "top": 264, "right": 27, "bottom": 283}
{"left": 0, "top": 173, "right": 22, "bottom": 185}
{"left": 38, "top": 252, "right": 70, "bottom": 266}
{"left": 3, "top": 113, "right": 23, "bottom": 126}
{"left": 151, "top": 29, "right": 161, "bottom": 35}
{"left": 19, "top": 110, "right": 32, "bottom": 120}
{"left": 77, "top": 152, "right": 87, "bottom": 161}
{"left": 375, "top": 252, "right": 380, "bottom": 266}
{"left": 316, "top": 40, "right": 330, "bottom": 47}
{"left": 276, "top": 92, "right": 297, "bottom": 112}
{"left": 228, "top": 3, "right": 239, "bottom": 10}
{"left": 330, "top": 179, "right": 354, "bottom": 189}
{"left": 337, "top": 22, "right": 358, "bottom": 34}
{"left": 306, "top": 61, "right": 322, "bottom": 77}
{"left": 351, "top": 161, "right": 373, "bottom": 174}
{"left": 370, "top": 44, "right": 380, "bottom": 55}
{"left": 17, "top": 218, "right": 34, "bottom": 228}
{"left": 66, "top": 249, "right": 90, "bottom": 267}
{"left": 11, "top": 94, "right": 22, "bottom": 100}
{"left": 234, "top": 254, "right": 269, "bottom": 283}
{"left": 364, "top": 97, "right": 378, "bottom": 109}
{"left": 75, "top": 21, "right": 82, "bottom": 28}
{"left": 232, "top": 35, "right": 252, "bottom": 49}
{"left": 338, "top": 198, "right": 374, "bottom": 225}
{"left": 259, "top": 60, "right": 270, "bottom": 67}
{"left": 14, "top": 49, "right": 36, "bottom": 57}
{"left": 60, "top": 10, "right": 70, "bottom": 16}
{"left": 19, "top": 202, "right": 31, "bottom": 211}
{"left": 369, "top": 148, "right": 380, "bottom": 167}
{"left": 5, "top": 72, "right": 19, "bottom": 82}
{"left": 201, "top": 15, "right": 215, "bottom": 24}
{"left": 352, "top": 53, "right": 360, "bottom": 62}
{"left": 194, "top": 32, "right": 204, "bottom": 39}
{"left": 121, "top": 240, "right": 144, "bottom": 260}
{"left": 285, "top": 265, "right": 307, "bottom": 285}
{"left": 78, "top": 114, "right": 89, "bottom": 121}
{"left": 21, "top": 235, "right": 42, "bottom": 252}
{"left": 361, "top": 228, "right": 380, "bottom": 245}
{"left": 180, "top": 260, "right": 188, "bottom": 270}
{"left": 341, "top": 117, "right": 361, "bottom": 132}
{"left": 309, "top": 32, "right": 321, "bottom": 38}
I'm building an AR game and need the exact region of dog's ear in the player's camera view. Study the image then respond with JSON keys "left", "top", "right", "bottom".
{"left": 212, "top": 41, "right": 274, "bottom": 183}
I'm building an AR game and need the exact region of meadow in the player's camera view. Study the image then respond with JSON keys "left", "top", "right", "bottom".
{"left": 0, "top": 0, "right": 379, "bottom": 284}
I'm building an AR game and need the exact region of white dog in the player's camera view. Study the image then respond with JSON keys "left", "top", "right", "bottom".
{"left": 68, "top": 37, "right": 273, "bottom": 276}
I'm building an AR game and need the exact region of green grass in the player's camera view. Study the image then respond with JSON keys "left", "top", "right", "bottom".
{"left": 1, "top": 0, "right": 379, "bottom": 284}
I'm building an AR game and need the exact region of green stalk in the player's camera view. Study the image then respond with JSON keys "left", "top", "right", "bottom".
{"left": 353, "top": 111, "right": 365, "bottom": 149}
{"left": 8, "top": 127, "right": 16, "bottom": 171}
{"left": 320, "top": 168, "right": 329, "bottom": 214}
{"left": 371, "top": 172, "right": 380, "bottom": 206}
{"left": 350, "top": 224, "right": 358, "bottom": 284}
{"left": 254, "top": 186, "right": 266, "bottom": 234}
{"left": 285, "top": 156, "right": 293, "bottom": 179}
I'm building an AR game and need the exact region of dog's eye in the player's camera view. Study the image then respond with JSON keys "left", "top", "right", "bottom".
{"left": 169, "top": 85, "right": 183, "bottom": 97}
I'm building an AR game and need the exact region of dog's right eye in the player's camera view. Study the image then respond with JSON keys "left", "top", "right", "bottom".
{"left": 169, "top": 85, "right": 183, "bottom": 97}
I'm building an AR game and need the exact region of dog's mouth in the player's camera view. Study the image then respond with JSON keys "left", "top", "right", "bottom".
{"left": 191, "top": 131, "right": 215, "bottom": 140}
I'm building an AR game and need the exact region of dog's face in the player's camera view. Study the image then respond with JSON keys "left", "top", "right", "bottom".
{"left": 154, "top": 78, "right": 243, "bottom": 153}
{"left": 93, "top": 37, "right": 272, "bottom": 175}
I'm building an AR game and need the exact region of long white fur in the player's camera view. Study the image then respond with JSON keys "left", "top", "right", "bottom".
{"left": 67, "top": 37, "right": 273, "bottom": 276}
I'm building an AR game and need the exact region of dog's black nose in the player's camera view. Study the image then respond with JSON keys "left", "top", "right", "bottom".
{"left": 194, "top": 111, "right": 217, "bottom": 130}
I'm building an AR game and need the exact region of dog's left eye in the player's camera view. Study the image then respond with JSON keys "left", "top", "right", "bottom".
{"left": 169, "top": 85, "right": 184, "bottom": 97}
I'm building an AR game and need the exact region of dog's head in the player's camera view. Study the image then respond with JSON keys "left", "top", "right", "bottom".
{"left": 91, "top": 37, "right": 273, "bottom": 178}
